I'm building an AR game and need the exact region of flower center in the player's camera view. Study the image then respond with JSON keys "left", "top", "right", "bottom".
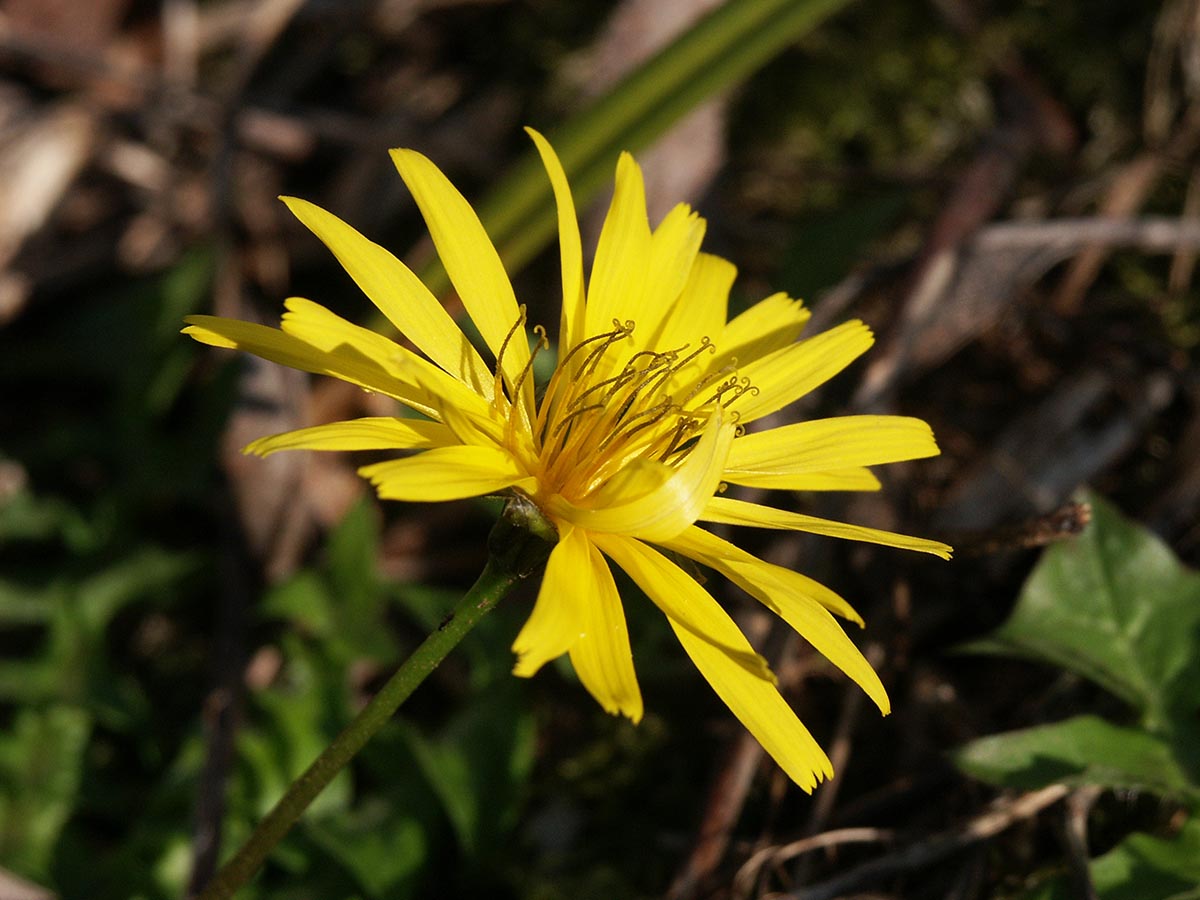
{"left": 492, "top": 318, "right": 755, "bottom": 506}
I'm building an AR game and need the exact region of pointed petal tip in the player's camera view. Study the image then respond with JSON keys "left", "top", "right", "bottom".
{"left": 388, "top": 147, "right": 434, "bottom": 180}
{"left": 181, "top": 316, "right": 214, "bottom": 336}
{"left": 614, "top": 150, "right": 643, "bottom": 181}
{"left": 388, "top": 146, "right": 425, "bottom": 167}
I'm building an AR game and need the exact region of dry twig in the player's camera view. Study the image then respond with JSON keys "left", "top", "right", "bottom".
{"left": 777, "top": 785, "right": 1071, "bottom": 900}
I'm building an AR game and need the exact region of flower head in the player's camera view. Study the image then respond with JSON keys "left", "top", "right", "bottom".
{"left": 184, "top": 128, "right": 950, "bottom": 789}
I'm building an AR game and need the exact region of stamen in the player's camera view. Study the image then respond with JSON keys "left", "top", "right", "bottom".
{"left": 669, "top": 336, "right": 714, "bottom": 377}
{"left": 533, "top": 323, "right": 742, "bottom": 502}
{"left": 623, "top": 350, "right": 680, "bottom": 403}
{"left": 597, "top": 398, "right": 673, "bottom": 451}
{"left": 679, "top": 362, "right": 736, "bottom": 407}
{"left": 512, "top": 324, "right": 548, "bottom": 400}
{"left": 505, "top": 324, "right": 548, "bottom": 447}
{"left": 601, "top": 352, "right": 675, "bottom": 412}
{"left": 659, "top": 416, "right": 701, "bottom": 461}
{"left": 556, "top": 321, "right": 632, "bottom": 376}
{"left": 535, "top": 321, "right": 637, "bottom": 460}
{"left": 577, "top": 319, "right": 634, "bottom": 381}
{"left": 551, "top": 402, "right": 605, "bottom": 439}
{"left": 493, "top": 305, "right": 528, "bottom": 410}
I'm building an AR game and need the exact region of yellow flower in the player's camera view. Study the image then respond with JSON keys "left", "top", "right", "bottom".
{"left": 184, "top": 128, "right": 950, "bottom": 790}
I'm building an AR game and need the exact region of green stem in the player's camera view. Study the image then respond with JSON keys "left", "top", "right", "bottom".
{"left": 194, "top": 549, "right": 529, "bottom": 899}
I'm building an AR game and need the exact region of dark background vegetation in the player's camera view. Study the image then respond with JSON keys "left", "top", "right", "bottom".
{"left": 1, "top": 0, "right": 1198, "bottom": 898}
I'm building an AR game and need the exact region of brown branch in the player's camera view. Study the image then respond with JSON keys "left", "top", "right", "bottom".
{"left": 778, "top": 785, "right": 1071, "bottom": 900}
{"left": 732, "top": 827, "right": 895, "bottom": 900}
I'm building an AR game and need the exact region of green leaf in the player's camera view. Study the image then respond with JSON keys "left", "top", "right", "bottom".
{"left": 306, "top": 802, "right": 428, "bottom": 899}
{"left": 262, "top": 502, "right": 398, "bottom": 662}
{"left": 0, "top": 705, "right": 92, "bottom": 881}
{"left": 0, "top": 546, "right": 195, "bottom": 726}
{"left": 0, "top": 486, "right": 97, "bottom": 551}
{"left": 1024, "top": 816, "right": 1200, "bottom": 900}
{"left": 324, "top": 500, "right": 397, "bottom": 662}
{"left": 234, "top": 637, "right": 352, "bottom": 823}
{"left": 262, "top": 570, "right": 334, "bottom": 637}
{"left": 963, "top": 492, "right": 1200, "bottom": 735}
{"left": 399, "top": 681, "right": 534, "bottom": 858}
{"left": 953, "top": 715, "right": 1199, "bottom": 802}
{"left": 1090, "top": 816, "right": 1200, "bottom": 900}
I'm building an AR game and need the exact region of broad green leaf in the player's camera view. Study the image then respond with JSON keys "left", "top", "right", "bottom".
{"left": 953, "top": 715, "right": 1199, "bottom": 802}
{"left": 1090, "top": 817, "right": 1200, "bottom": 900}
{"left": 964, "top": 492, "right": 1200, "bottom": 736}
{"left": 1022, "top": 816, "right": 1200, "bottom": 900}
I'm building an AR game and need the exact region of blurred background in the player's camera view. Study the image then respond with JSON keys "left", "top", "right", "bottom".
{"left": 1, "top": 0, "right": 1198, "bottom": 898}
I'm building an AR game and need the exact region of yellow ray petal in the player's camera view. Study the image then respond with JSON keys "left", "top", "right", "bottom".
{"left": 567, "top": 533, "right": 643, "bottom": 722}
{"left": 734, "top": 321, "right": 874, "bottom": 424}
{"left": 667, "top": 615, "right": 834, "bottom": 791}
{"left": 634, "top": 203, "right": 706, "bottom": 350}
{"left": 389, "top": 147, "right": 533, "bottom": 416}
{"left": 722, "top": 467, "right": 882, "bottom": 492}
{"left": 358, "top": 445, "right": 534, "bottom": 502}
{"left": 591, "top": 534, "right": 773, "bottom": 682}
{"left": 664, "top": 525, "right": 864, "bottom": 624}
{"left": 279, "top": 196, "right": 493, "bottom": 397}
{"left": 526, "top": 128, "right": 585, "bottom": 366}
{"left": 701, "top": 495, "right": 953, "bottom": 559}
{"left": 182, "top": 314, "right": 439, "bottom": 418}
{"left": 585, "top": 152, "right": 651, "bottom": 340}
{"left": 727, "top": 416, "right": 940, "bottom": 477}
{"left": 244, "top": 417, "right": 455, "bottom": 457}
{"left": 279, "top": 298, "right": 492, "bottom": 421}
{"left": 595, "top": 535, "right": 831, "bottom": 790}
{"left": 710, "top": 292, "right": 810, "bottom": 372}
{"left": 552, "top": 412, "right": 735, "bottom": 542}
{"left": 661, "top": 527, "right": 887, "bottom": 714}
{"left": 657, "top": 253, "right": 736, "bottom": 389}
{"left": 434, "top": 388, "right": 507, "bottom": 448}
{"left": 512, "top": 524, "right": 586, "bottom": 677}
{"left": 583, "top": 456, "right": 672, "bottom": 509}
